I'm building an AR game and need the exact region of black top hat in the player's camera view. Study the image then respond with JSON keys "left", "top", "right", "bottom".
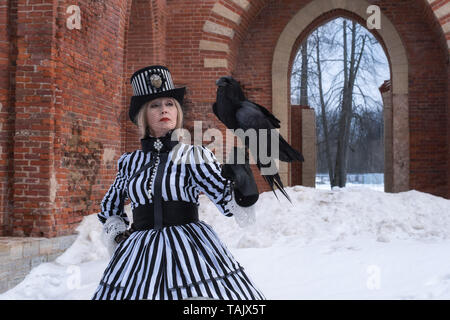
{"left": 129, "top": 65, "right": 186, "bottom": 125}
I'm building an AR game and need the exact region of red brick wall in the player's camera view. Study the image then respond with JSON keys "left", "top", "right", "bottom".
{"left": 11, "top": 0, "right": 58, "bottom": 237}
{"left": 0, "top": 0, "right": 17, "bottom": 236}
{"left": 3, "top": 0, "right": 135, "bottom": 237}
{"left": 407, "top": 0, "right": 448, "bottom": 198}
{"left": 0, "top": 0, "right": 448, "bottom": 237}
{"left": 52, "top": 0, "right": 134, "bottom": 238}
{"left": 426, "top": 0, "right": 450, "bottom": 202}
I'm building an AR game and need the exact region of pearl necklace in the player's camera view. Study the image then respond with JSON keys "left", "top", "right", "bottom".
{"left": 147, "top": 138, "right": 163, "bottom": 200}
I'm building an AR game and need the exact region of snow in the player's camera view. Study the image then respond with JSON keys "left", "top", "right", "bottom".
{"left": 316, "top": 182, "right": 385, "bottom": 192}
{"left": 1, "top": 185, "right": 450, "bottom": 300}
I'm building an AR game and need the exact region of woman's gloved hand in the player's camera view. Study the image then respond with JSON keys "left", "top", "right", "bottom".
{"left": 114, "top": 227, "right": 134, "bottom": 244}
{"left": 103, "top": 215, "right": 130, "bottom": 255}
{"left": 222, "top": 146, "right": 259, "bottom": 207}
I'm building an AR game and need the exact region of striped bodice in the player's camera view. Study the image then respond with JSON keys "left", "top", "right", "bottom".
{"left": 98, "top": 143, "right": 234, "bottom": 226}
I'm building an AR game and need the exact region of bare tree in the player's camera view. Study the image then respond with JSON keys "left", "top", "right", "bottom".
{"left": 333, "top": 19, "right": 365, "bottom": 187}
{"left": 300, "top": 42, "right": 308, "bottom": 106}
{"left": 313, "top": 29, "right": 334, "bottom": 185}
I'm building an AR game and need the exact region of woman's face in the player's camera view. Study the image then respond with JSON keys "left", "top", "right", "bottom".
{"left": 146, "top": 97, "right": 178, "bottom": 137}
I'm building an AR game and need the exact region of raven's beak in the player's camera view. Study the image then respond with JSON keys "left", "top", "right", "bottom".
{"left": 216, "top": 78, "right": 226, "bottom": 87}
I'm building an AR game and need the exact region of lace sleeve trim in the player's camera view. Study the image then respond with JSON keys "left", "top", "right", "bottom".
{"left": 228, "top": 187, "right": 256, "bottom": 227}
{"left": 102, "top": 215, "right": 128, "bottom": 256}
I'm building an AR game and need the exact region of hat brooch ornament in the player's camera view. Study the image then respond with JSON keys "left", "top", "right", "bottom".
{"left": 149, "top": 74, "right": 162, "bottom": 89}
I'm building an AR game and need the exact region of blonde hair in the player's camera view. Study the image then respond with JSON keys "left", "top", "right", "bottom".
{"left": 135, "top": 97, "right": 184, "bottom": 139}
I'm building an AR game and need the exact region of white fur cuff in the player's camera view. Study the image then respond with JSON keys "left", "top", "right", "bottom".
{"left": 102, "top": 215, "right": 128, "bottom": 256}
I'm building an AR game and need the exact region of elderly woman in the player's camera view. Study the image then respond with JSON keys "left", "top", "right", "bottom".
{"left": 91, "top": 65, "right": 265, "bottom": 300}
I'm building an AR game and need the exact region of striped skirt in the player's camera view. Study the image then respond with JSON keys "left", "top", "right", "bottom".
{"left": 91, "top": 220, "right": 266, "bottom": 300}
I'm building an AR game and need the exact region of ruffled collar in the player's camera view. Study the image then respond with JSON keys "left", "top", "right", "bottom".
{"left": 140, "top": 129, "right": 179, "bottom": 153}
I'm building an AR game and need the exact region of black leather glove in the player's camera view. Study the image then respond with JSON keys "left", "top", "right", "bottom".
{"left": 222, "top": 146, "right": 259, "bottom": 207}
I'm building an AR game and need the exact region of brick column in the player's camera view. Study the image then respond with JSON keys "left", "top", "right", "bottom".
{"left": 291, "top": 105, "right": 302, "bottom": 186}
{"left": 13, "top": 0, "right": 57, "bottom": 237}
{"left": 380, "top": 80, "right": 392, "bottom": 193}
{"left": 291, "top": 105, "right": 316, "bottom": 187}
{"left": 0, "top": 0, "right": 14, "bottom": 236}
{"left": 301, "top": 107, "right": 316, "bottom": 187}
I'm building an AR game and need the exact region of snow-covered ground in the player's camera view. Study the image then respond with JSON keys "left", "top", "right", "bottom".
{"left": 1, "top": 185, "right": 450, "bottom": 300}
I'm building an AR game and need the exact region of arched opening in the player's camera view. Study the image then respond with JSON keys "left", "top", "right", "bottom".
{"left": 289, "top": 17, "right": 389, "bottom": 191}
{"left": 272, "top": 0, "right": 409, "bottom": 193}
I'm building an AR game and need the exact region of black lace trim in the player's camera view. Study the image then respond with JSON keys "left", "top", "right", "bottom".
{"left": 97, "top": 266, "right": 245, "bottom": 292}
{"left": 167, "top": 266, "right": 245, "bottom": 291}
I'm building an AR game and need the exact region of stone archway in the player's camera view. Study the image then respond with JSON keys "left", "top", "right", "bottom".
{"left": 272, "top": 0, "right": 409, "bottom": 192}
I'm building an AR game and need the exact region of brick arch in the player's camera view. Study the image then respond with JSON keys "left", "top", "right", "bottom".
{"left": 272, "top": 0, "right": 409, "bottom": 191}
{"left": 201, "top": 0, "right": 449, "bottom": 66}
{"left": 199, "top": 0, "right": 251, "bottom": 70}
{"left": 287, "top": 9, "right": 398, "bottom": 189}
{"left": 200, "top": 0, "right": 448, "bottom": 194}
{"left": 427, "top": 0, "right": 450, "bottom": 50}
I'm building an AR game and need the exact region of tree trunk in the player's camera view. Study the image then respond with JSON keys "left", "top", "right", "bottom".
{"left": 333, "top": 20, "right": 364, "bottom": 188}
{"left": 300, "top": 42, "right": 308, "bottom": 106}
{"left": 314, "top": 31, "right": 334, "bottom": 186}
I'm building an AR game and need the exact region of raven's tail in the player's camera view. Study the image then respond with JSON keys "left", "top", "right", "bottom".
{"left": 278, "top": 134, "right": 304, "bottom": 162}
{"left": 256, "top": 160, "right": 292, "bottom": 204}
{"left": 245, "top": 135, "right": 293, "bottom": 203}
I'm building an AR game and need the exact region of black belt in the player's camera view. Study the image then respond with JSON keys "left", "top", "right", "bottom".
{"left": 131, "top": 201, "right": 199, "bottom": 231}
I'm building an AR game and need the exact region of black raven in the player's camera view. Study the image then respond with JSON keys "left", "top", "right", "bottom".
{"left": 213, "top": 75, "right": 304, "bottom": 203}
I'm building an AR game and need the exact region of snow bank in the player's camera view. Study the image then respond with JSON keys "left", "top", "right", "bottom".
{"left": 201, "top": 186, "right": 450, "bottom": 248}
{"left": 40, "top": 185, "right": 450, "bottom": 263}
{"left": 55, "top": 214, "right": 110, "bottom": 265}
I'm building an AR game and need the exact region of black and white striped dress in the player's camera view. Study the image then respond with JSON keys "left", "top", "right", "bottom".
{"left": 91, "top": 143, "right": 266, "bottom": 300}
